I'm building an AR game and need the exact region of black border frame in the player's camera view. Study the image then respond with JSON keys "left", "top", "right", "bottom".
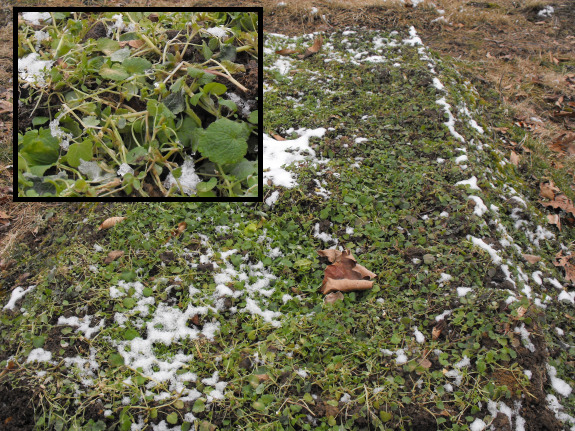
{"left": 13, "top": 6, "right": 263, "bottom": 203}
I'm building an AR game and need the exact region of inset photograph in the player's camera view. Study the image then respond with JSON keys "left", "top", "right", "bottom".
{"left": 15, "top": 9, "right": 261, "bottom": 200}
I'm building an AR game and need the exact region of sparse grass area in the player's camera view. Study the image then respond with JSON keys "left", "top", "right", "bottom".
{"left": 1, "top": 28, "right": 574, "bottom": 430}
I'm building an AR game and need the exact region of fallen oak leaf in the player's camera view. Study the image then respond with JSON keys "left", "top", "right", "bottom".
{"left": 298, "top": 35, "right": 323, "bottom": 59}
{"left": 540, "top": 193, "right": 575, "bottom": 216}
{"left": 509, "top": 151, "right": 520, "bottom": 166}
{"left": 98, "top": 216, "right": 126, "bottom": 230}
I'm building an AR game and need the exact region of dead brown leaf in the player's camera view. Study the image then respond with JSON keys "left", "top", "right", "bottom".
{"left": 271, "top": 134, "right": 286, "bottom": 141}
{"left": 540, "top": 181, "right": 559, "bottom": 200}
{"left": 540, "top": 193, "right": 575, "bottom": 216}
{"left": 509, "top": 151, "right": 520, "bottom": 166}
{"left": 275, "top": 48, "right": 298, "bottom": 56}
{"left": 550, "top": 132, "right": 575, "bottom": 155}
{"left": 318, "top": 249, "right": 376, "bottom": 294}
{"left": 553, "top": 251, "right": 575, "bottom": 284}
{"left": 547, "top": 214, "right": 561, "bottom": 231}
{"left": 104, "top": 250, "right": 124, "bottom": 264}
{"left": 98, "top": 216, "right": 126, "bottom": 230}
{"left": 522, "top": 254, "right": 541, "bottom": 264}
{"left": 298, "top": 35, "right": 323, "bottom": 59}
{"left": 324, "top": 291, "right": 344, "bottom": 304}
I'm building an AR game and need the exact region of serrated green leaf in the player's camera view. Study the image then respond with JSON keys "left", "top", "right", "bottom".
{"left": 198, "top": 118, "right": 250, "bottom": 165}
{"left": 123, "top": 57, "right": 152, "bottom": 74}
{"left": 99, "top": 64, "right": 129, "bottom": 81}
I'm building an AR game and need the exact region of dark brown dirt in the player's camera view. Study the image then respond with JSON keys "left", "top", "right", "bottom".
{"left": 0, "top": 380, "right": 36, "bottom": 431}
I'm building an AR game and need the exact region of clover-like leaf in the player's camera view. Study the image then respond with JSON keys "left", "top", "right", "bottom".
{"left": 19, "top": 128, "right": 60, "bottom": 167}
{"left": 197, "top": 118, "right": 250, "bottom": 165}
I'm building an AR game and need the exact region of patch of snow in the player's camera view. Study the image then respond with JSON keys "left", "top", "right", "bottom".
{"left": 27, "top": 348, "right": 52, "bottom": 363}
{"left": 547, "top": 364, "right": 572, "bottom": 397}
{"left": 455, "top": 176, "right": 480, "bottom": 190}
{"left": 263, "top": 128, "right": 327, "bottom": 188}
{"left": 265, "top": 190, "right": 280, "bottom": 207}
{"left": 468, "top": 196, "right": 488, "bottom": 216}
{"left": 164, "top": 158, "right": 201, "bottom": 196}
{"left": 457, "top": 287, "right": 473, "bottom": 297}
{"left": 3, "top": 285, "right": 36, "bottom": 310}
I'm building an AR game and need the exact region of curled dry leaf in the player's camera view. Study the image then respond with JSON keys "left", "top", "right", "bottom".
{"left": 509, "top": 151, "right": 520, "bottom": 166}
{"left": 298, "top": 35, "right": 323, "bottom": 59}
{"left": 275, "top": 48, "right": 298, "bottom": 56}
{"left": 540, "top": 193, "right": 575, "bottom": 216}
{"left": 553, "top": 251, "right": 575, "bottom": 283}
{"left": 522, "top": 254, "right": 541, "bottom": 264}
{"left": 324, "top": 291, "right": 344, "bottom": 304}
{"left": 547, "top": 214, "right": 562, "bottom": 231}
{"left": 540, "top": 181, "right": 560, "bottom": 200}
{"left": 98, "top": 216, "right": 126, "bottom": 230}
{"left": 271, "top": 134, "right": 286, "bottom": 141}
{"left": 104, "top": 250, "right": 124, "bottom": 264}
{"left": 318, "top": 249, "right": 376, "bottom": 294}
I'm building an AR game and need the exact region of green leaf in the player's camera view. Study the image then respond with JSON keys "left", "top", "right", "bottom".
{"left": 219, "top": 44, "right": 237, "bottom": 62}
{"left": 32, "top": 335, "right": 46, "bottom": 348}
{"left": 123, "top": 328, "right": 139, "bottom": 341}
{"left": 248, "top": 110, "right": 258, "bottom": 125}
{"left": 202, "top": 41, "right": 213, "bottom": 60}
{"left": 123, "top": 297, "right": 136, "bottom": 309}
{"left": 126, "top": 146, "right": 148, "bottom": 164}
{"left": 20, "top": 129, "right": 60, "bottom": 167}
{"left": 96, "top": 38, "right": 121, "bottom": 55}
{"left": 164, "top": 91, "right": 186, "bottom": 115}
{"left": 166, "top": 412, "right": 178, "bottom": 425}
{"left": 230, "top": 159, "right": 256, "bottom": 180}
{"left": 109, "top": 353, "right": 125, "bottom": 367}
{"left": 203, "top": 82, "right": 227, "bottom": 96}
{"left": 176, "top": 116, "right": 199, "bottom": 148}
{"left": 142, "top": 287, "right": 153, "bottom": 297}
{"left": 192, "top": 399, "right": 205, "bottom": 413}
{"left": 187, "top": 67, "right": 206, "bottom": 79}
{"left": 66, "top": 139, "right": 93, "bottom": 168}
{"left": 198, "top": 118, "right": 250, "bottom": 165}
{"left": 82, "top": 116, "right": 100, "bottom": 128}
{"left": 99, "top": 64, "right": 129, "bottom": 81}
{"left": 218, "top": 99, "right": 237, "bottom": 113}
{"left": 32, "top": 116, "right": 50, "bottom": 126}
{"left": 196, "top": 178, "right": 217, "bottom": 193}
{"left": 123, "top": 57, "right": 152, "bottom": 74}
{"left": 110, "top": 47, "right": 131, "bottom": 63}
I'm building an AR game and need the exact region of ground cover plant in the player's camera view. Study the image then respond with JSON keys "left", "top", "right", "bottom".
{"left": 1, "top": 25, "right": 575, "bottom": 430}
{"left": 16, "top": 10, "right": 260, "bottom": 198}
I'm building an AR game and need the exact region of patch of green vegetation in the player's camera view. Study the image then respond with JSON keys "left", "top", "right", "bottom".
{"left": 1, "top": 28, "right": 574, "bottom": 430}
{"left": 17, "top": 11, "right": 259, "bottom": 198}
